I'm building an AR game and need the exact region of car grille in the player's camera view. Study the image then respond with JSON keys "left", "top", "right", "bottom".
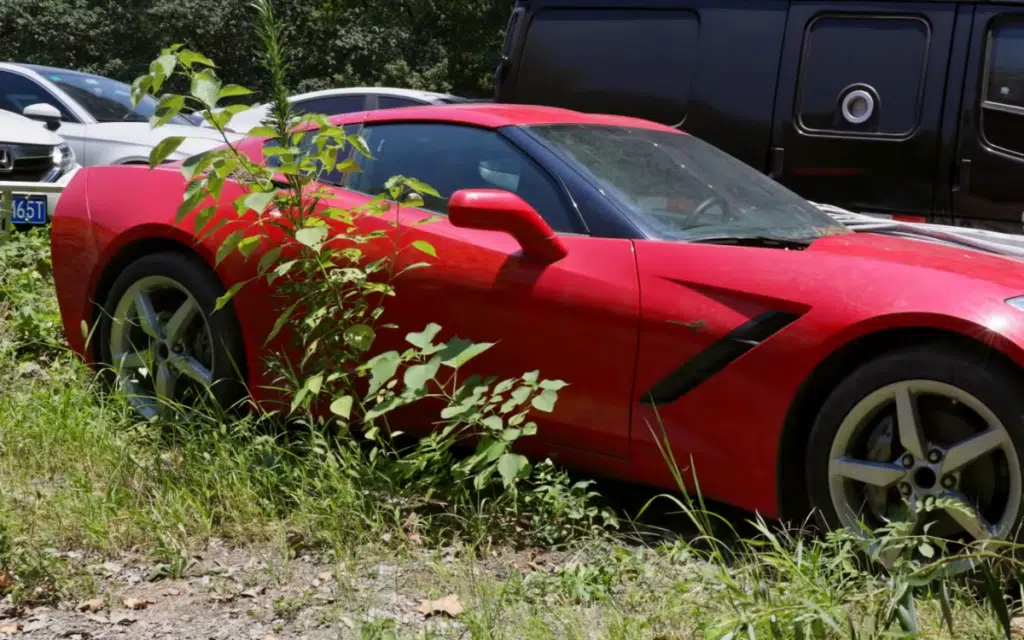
{"left": 0, "top": 144, "right": 54, "bottom": 182}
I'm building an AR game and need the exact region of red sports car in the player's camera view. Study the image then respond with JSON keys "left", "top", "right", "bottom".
{"left": 50, "top": 103, "right": 1024, "bottom": 545}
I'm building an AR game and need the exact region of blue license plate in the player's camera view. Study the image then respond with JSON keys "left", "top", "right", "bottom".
{"left": 10, "top": 195, "right": 48, "bottom": 225}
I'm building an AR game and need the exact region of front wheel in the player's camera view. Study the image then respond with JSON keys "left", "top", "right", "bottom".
{"left": 806, "top": 345, "right": 1024, "bottom": 553}
{"left": 95, "top": 251, "right": 248, "bottom": 419}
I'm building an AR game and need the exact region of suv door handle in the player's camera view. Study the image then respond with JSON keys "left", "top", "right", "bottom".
{"left": 954, "top": 158, "right": 971, "bottom": 193}
{"left": 769, "top": 147, "right": 784, "bottom": 180}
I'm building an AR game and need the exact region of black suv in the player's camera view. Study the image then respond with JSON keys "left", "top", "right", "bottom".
{"left": 494, "top": 0, "right": 1024, "bottom": 234}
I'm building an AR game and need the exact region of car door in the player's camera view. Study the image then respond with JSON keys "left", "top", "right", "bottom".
{"left": 0, "top": 69, "right": 88, "bottom": 162}
{"left": 951, "top": 5, "right": 1024, "bottom": 233}
{"left": 770, "top": 2, "right": 956, "bottom": 218}
{"left": 321, "top": 121, "right": 640, "bottom": 460}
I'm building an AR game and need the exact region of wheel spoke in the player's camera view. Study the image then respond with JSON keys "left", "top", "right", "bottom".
{"left": 895, "top": 385, "right": 926, "bottom": 459}
{"left": 133, "top": 289, "right": 163, "bottom": 339}
{"left": 164, "top": 297, "right": 199, "bottom": 343}
{"left": 943, "top": 493, "right": 994, "bottom": 541}
{"left": 170, "top": 355, "right": 213, "bottom": 386}
{"left": 941, "top": 429, "right": 1010, "bottom": 474}
{"left": 113, "top": 349, "right": 150, "bottom": 371}
{"left": 155, "top": 363, "right": 178, "bottom": 400}
{"left": 831, "top": 457, "right": 906, "bottom": 487}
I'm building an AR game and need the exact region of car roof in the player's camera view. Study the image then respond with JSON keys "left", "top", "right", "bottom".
{"left": 330, "top": 103, "right": 682, "bottom": 132}
{"left": 287, "top": 86, "right": 460, "bottom": 103}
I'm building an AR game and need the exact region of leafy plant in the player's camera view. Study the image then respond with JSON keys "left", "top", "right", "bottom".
{"left": 128, "top": 0, "right": 609, "bottom": 547}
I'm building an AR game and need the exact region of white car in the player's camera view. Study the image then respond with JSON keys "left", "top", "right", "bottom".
{"left": 0, "top": 63, "right": 241, "bottom": 167}
{"left": 216, "top": 87, "right": 474, "bottom": 133}
{"left": 0, "top": 108, "right": 79, "bottom": 226}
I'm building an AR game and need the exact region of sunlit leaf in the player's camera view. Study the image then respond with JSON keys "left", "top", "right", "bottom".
{"left": 241, "top": 190, "right": 277, "bottom": 215}
{"left": 402, "top": 177, "right": 441, "bottom": 198}
{"left": 296, "top": 226, "right": 328, "bottom": 251}
{"left": 214, "top": 280, "right": 245, "bottom": 311}
{"left": 439, "top": 338, "right": 494, "bottom": 369}
{"left": 218, "top": 84, "right": 253, "bottom": 99}
{"left": 406, "top": 323, "right": 442, "bottom": 350}
{"left": 148, "top": 136, "right": 185, "bottom": 167}
{"left": 411, "top": 240, "right": 436, "bottom": 257}
{"left": 367, "top": 351, "right": 401, "bottom": 395}
{"left": 344, "top": 324, "right": 375, "bottom": 351}
{"left": 531, "top": 389, "right": 559, "bottom": 412}
{"left": 150, "top": 95, "right": 185, "bottom": 128}
{"left": 215, "top": 230, "right": 244, "bottom": 266}
{"left": 237, "top": 235, "right": 261, "bottom": 259}
{"left": 190, "top": 68, "right": 221, "bottom": 108}
{"left": 265, "top": 302, "right": 298, "bottom": 344}
{"left": 330, "top": 395, "right": 353, "bottom": 420}
{"left": 497, "top": 453, "right": 530, "bottom": 488}
{"left": 179, "top": 50, "right": 216, "bottom": 68}
{"left": 404, "top": 356, "right": 441, "bottom": 394}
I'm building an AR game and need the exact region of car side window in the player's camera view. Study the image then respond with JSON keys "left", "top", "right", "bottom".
{"left": 293, "top": 95, "right": 366, "bottom": 117}
{"left": 374, "top": 96, "right": 423, "bottom": 109}
{"left": 0, "top": 71, "right": 78, "bottom": 122}
{"left": 982, "top": 21, "right": 1024, "bottom": 155}
{"left": 345, "top": 123, "right": 578, "bottom": 233}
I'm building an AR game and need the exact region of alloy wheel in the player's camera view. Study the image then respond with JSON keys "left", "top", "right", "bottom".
{"left": 108, "top": 275, "right": 216, "bottom": 418}
{"left": 828, "top": 379, "right": 1021, "bottom": 557}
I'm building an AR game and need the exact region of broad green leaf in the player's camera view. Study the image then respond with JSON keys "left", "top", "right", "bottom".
{"left": 190, "top": 69, "right": 221, "bottom": 108}
{"left": 305, "top": 373, "right": 324, "bottom": 396}
{"left": 241, "top": 190, "right": 276, "bottom": 215}
{"left": 367, "top": 351, "right": 401, "bottom": 395}
{"left": 237, "top": 235, "right": 261, "bottom": 259}
{"left": 531, "top": 389, "right": 559, "bottom": 412}
{"left": 330, "top": 395, "right": 353, "bottom": 420}
{"left": 214, "top": 281, "right": 245, "bottom": 311}
{"left": 402, "top": 177, "right": 441, "bottom": 198}
{"left": 481, "top": 415, "right": 503, "bottom": 431}
{"left": 257, "top": 246, "right": 282, "bottom": 276}
{"left": 181, "top": 152, "right": 212, "bottom": 181}
{"left": 403, "top": 356, "right": 441, "bottom": 394}
{"left": 215, "top": 230, "right": 244, "bottom": 266}
{"left": 150, "top": 95, "right": 185, "bottom": 128}
{"left": 497, "top": 453, "right": 530, "bottom": 488}
{"left": 192, "top": 205, "right": 216, "bottom": 235}
{"left": 176, "top": 187, "right": 206, "bottom": 224}
{"left": 411, "top": 240, "right": 436, "bottom": 257}
{"left": 265, "top": 302, "right": 298, "bottom": 344}
{"left": 406, "top": 323, "right": 442, "bottom": 350}
{"left": 248, "top": 125, "right": 277, "bottom": 138}
{"left": 148, "top": 136, "right": 185, "bottom": 167}
{"left": 295, "top": 226, "right": 328, "bottom": 251}
{"left": 539, "top": 379, "right": 568, "bottom": 391}
{"left": 152, "top": 53, "right": 176, "bottom": 81}
{"left": 439, "top": 338, "right": 495, "bottom": 369}
{"left": 344, "top": 324, "right": 375, "bottom": 351}
{"left": 218, "top": 84, "right": 253, "bottom": 99}
{"left": 521, "top": 370, "right": 539, "bottom": 383}
{"left": 179, "top": 50, "right": 216, "bottom": 68}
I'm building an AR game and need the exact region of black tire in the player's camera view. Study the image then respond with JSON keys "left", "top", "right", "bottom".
{"left": 95, "top": 251, "right": 248, "bottom": 414}
{"left": 806, "top": 344, "right": 1024, "bottom": 538}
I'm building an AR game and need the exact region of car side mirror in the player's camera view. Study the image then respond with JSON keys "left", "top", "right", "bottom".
{"left": 448, "top": 189, "right": 568, "bottom": 262}
{"left": 23, "top": 103, "right": 62, "bottom": 131}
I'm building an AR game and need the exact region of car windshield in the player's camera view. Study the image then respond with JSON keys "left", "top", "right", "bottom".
{"left": 527, "top": 124, "right": 849, "bottom": 243}
{"left": 31, "top": 67, "right": 193, "bottom": 126}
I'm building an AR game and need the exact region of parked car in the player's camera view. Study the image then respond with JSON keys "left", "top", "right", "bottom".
{"left": 0, "top": 63, "right": 241, "bottom": 166}
{"left": 494, "top": 0, "right": 1024, "bottom": 235}
{"left": 214, "top": 87, "right": 473, "bottom": 133}
{"left": 50, "top": 103, "right": 1024, "bottom": 552}
{"left": 0, "top": 108, "right": 79, "bottom": 226}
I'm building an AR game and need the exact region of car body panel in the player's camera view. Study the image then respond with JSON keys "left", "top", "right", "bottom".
{"left": 50, "top": 104, "right": 1024, "bottom": 519}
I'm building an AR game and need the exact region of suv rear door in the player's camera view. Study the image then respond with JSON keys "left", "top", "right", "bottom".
{"left": 770, "top": 1, "right": 957, "bottom": 218}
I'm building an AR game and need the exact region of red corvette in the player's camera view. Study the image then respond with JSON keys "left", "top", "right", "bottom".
{"left": 50, "top": 103, "right": 1024, "bottom": 544}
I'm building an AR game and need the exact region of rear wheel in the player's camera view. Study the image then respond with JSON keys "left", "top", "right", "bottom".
{"left": 807, "top": 345, "right": 1024, "bottom": 560}
{"left": 95, "top": 251, "right": 247, "bottom": 419}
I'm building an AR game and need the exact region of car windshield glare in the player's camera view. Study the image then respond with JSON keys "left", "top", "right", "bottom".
{"left": 43, "top": 70, "right": 192, "bottom": 126}
{"left": 527, "top": 124, "right": 849, "bottom": 242}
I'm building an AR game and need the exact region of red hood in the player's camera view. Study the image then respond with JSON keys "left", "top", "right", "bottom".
{"left": 807, "top": 232, "right": 1024, "bottom": 291}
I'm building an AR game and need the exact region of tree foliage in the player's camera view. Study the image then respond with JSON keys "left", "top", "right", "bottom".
{"left": 0, "top": 0, "right": 509, "bottom": 97}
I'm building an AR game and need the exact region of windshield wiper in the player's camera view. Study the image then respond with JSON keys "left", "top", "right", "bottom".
{"left": 689, "top": 234, "right": 815, "bottom": 249}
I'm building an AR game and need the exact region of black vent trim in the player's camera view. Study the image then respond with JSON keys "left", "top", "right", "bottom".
{"left": 641, "top": 311, "right": 801, "bottom": 406}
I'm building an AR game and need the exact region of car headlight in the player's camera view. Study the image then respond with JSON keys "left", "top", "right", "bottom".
{"left": 1006, "top": 296, "right": 1024, "bottom": 311}
{"left": 50, "top": 143, "right": 75, "bottom": 173}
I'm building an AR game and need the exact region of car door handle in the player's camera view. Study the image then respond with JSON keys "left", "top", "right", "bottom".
{"left": 769, "top": 147, "right": 784, "bottom": 180}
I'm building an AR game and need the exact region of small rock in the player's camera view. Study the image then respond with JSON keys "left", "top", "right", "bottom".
{"left": 76, "top": 599, "right": 104, "bottom": 613}
{"left": 0, "top": 620, "right": 20, "bottom": 634}
{"left": 86, "top": 614, "right": 109, "bottom": 624}
{"left": 109, "top": 612, "right": 135, "bottom": 626}
{"left": 317, "top": 572, "right": 332, "bottom": 582}
{"left": 240, "top": 587, "right": 265, "bottom": 598}
{"left": 22, "top": 619, "right": 46, "bottom": 633}
{"left": 121, "top": 598, "right": 152, "bottom": 611}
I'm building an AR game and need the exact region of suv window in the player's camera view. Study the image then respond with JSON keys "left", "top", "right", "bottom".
{"left": 346, "top": 123, "right": 578, "bottom": 233}
{"left": 982, "top": 21, "right": 1024, "bottom": 155}
{"left": 0, "top": 71, "right": 78, "bottom": 122}
{"left": 293, "top": 95, "right": 367, "bottom": 117}
{"left": 514, "top": 8, "right": 698, "bottom": 127}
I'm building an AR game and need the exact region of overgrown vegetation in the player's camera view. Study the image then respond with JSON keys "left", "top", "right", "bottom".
{"left": 3, "top": 1, "right": 1024, "bottom": 637}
